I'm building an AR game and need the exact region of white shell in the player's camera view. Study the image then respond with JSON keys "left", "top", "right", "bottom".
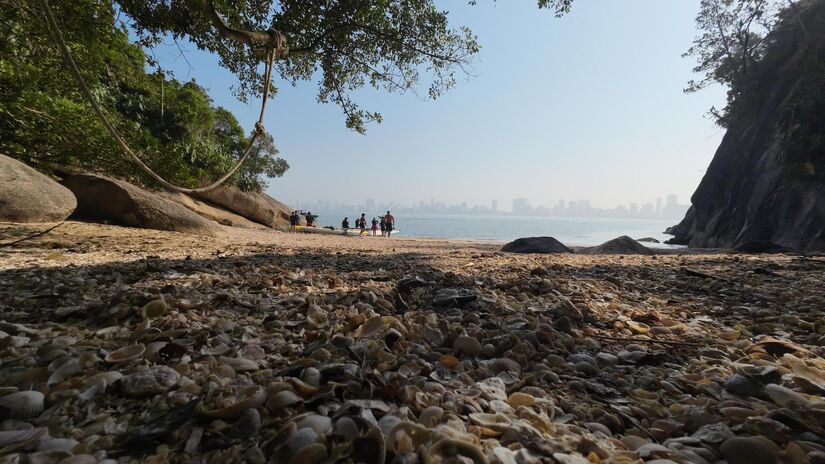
{"left": 0, "top": 391, "right": 45, "bottom": 420}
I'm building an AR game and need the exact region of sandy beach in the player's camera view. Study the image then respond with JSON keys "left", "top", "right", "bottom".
{"left": 1, "top": 221, "right": 824, "bottom": 462}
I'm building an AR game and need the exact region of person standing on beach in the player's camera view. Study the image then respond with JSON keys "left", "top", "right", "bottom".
{"left": 341, "top": 217, "right": 349, "bottom": 231}
{"left": 384, "top": 211, "right": 395, "bottom": 237}
{"left": 305, "top": 211, "right": 315, "bottom": 227}
{"left": 379, "top": 217, "right": 386, "bottom": 235}
{"left": 359, "top": 213, "right": 367, "bottom": 235}
{"left": 371, "top": 217, "right": 379, "bottom": 236}
{"left": 289, "top": 211, "right": 299, "bottom": 233}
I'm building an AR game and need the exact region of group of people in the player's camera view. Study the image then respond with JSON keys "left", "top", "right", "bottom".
{"left": 342, "top": 211, "right": 395, "bottom": 237}
{"left": 288, "top": 210, "right": 315, "bottom": 232}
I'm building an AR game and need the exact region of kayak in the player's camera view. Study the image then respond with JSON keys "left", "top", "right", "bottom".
{"left": 296, "top": 226, "right": 399, "bottom": 236}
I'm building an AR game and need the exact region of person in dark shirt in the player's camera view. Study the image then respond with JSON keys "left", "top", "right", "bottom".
{"left": 384, "top": 211, "right": 395, "bottom": 237}
{"left": 305, "top": 211, "right": 315, "bottom": 227}
{"left": 341, "top": 217, "right": 350, "bottom": 231}
{"left": 359, "top": 213, "right": 367, "bottom": 234}
{"left": 289, "top": 211, "right": 299, "bottom": 232}
{"left": 371, "top": 217, "right": 379, "bottom": 236}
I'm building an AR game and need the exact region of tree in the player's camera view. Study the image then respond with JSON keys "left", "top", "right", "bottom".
{"left": 116, "top": 0, "right": 572, "bottom": 133}
{"left": 1, "top": 0, "right": 287, "bottom": 191}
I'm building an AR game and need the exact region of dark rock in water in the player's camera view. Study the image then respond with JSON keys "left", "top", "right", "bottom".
{"left": 63, "top": 174, "right": 219, "bottom": 235}
{"left": 734, "top": 241, "right": 793, "bottom": 254}
{"left": 0, "top": 154, "right": 76, "bottom": 223}
{"left": 666, "top": 1, "right": 825, "bottom": 252}
{"left": 500, "top": 237, "right": 572, "bottom": 254}
{"left": 636, "top": 237, "right": 660, "bottom": 243}
{"left": 577, "top": 236, "right": 654, "bottom": 255}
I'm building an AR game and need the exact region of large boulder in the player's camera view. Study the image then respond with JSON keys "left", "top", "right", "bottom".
{"left": 192, "top": 186, "right": 292, "bottom": 229}
{"left": 63, "top": 174, "right": 219, "bottom": 235}
{"left": 577, "top": 236, "right": 653, "bottom": 255}
{"left": 160, "top": 192, "right": 268, "bottom": 230}
{"left": 501, "top": 237, "right": 572, "bottom": 254}
{"left": 0, "top": 154, "right": 76, "bottom": 222}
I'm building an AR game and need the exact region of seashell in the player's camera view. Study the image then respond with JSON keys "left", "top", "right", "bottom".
{"left": 285, "top": 378, "right": 319, "bottom": 398}
{"left": 267, "top": 390, "right": 303, "bottom": 410}
{"left": 350, "top": 426, "right": 385, "bottom": 464}
{"left": 626, "top": 320, "right": 650, "bottom": 334}
{"left": 218, "top": 356, "right": 259, "bottom": 372}
{"left": 388, "top": 421, "right": 434, "bottom": 455}
{"left": 468, "top": 412, "right": 510, "bottom": 431}
{"left": 104, "top": 344, "right": 145, "bottom": 363}
{"left": 334, "top": 417, "right": 359, "bottom": 440}
{"left": 140, "top": 298, "right": 167, "bottom": 318}
{"left": 507, "top": 392, "right": 535, "bottom": 408}
{"left": 289, "top": 443, "right": 327, "bottom": 464}
{"left": 144, "top": 341, "right": 168, "bottom": 362}
{"left": 37, "top": 438, "right": 79, "bottom": 453}
{"left": 294, "top": 414, "right": 333, "bottom": 436}
{"left": 453, "top": 335, "right": 482, "bottom": 356}
{"left": 425, "top": 438, "right": 487, "bottom": 464}
{"left": 0, "top": 391, "right": 45, "bottom": 420}
{"left": 0, "top": 427, "right": 48, "bottom": 453}
{"left": 47, "top": 359, "right": 81, "bottom": 386}
{"left": 58, "top": 454, "right": 98, "bottom": 464}
{"left": 121, "top": 366, "right": 180, "bottom": 398}
{"left": 199, "top": 385, "right": 267, "bottom": 419}
{"left": 176, "top": 298, "right": 203, "bottom": 310}
{"left": 84, "top": 371, "right": 123, "bottom": 387}
{"left": 418, "top": 406, "right": 443, "bottom": 427}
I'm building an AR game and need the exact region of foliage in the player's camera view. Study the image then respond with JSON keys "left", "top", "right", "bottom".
{"left": 684, "top": 0, "right": 782, "bottom": 126}
{"left": 0, "top": 0, "right": 287, "bottom": 191}
{"left": 686, "top": 0, "right": 825, "bottom": 178}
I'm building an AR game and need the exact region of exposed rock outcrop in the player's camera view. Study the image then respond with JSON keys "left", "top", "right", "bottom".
{"left": 0, "top": 154, "right": 76, "bottom": 223}
{"left": 161, "top": 192, "right": 268, "bottom": 230}
{"left": 63, "top": 174, "right": 219, "bottom": 235}
{"left": 193, "top": 186, "right": 292, "bottom": 230}
{"left": 668, "top": 1, "right": 825, "bottom": 251}
{"left": 577, "top": 236, "right": 653, "bottom": 255}
{"left": 501, "top": 237, "right": 572, "bottom": 254}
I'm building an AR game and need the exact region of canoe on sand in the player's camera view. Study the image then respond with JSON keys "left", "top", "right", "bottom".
{"left": 296, "top": 226, "right": 399, "bottom": 236}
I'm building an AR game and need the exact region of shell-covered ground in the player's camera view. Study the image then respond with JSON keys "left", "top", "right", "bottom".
{"left": 1, "top": 221, "right": 825, "bottom": 464}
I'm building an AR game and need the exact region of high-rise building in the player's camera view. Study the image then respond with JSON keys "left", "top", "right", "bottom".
{"left": 512, "top": 198, "right": 530, "bottom": 215}
{"left": 656, "top": 198, "right": 662, "bottom": 216}
{"left": 491, "top": 199, "right": 498, "bottom": 212}
{"left": 666, "top": 194, "right": 677, "bottom": 207}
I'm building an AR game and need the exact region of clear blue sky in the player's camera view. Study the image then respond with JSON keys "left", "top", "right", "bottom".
{"left": 148, "top": 1, "right": 727, "bottom": 211}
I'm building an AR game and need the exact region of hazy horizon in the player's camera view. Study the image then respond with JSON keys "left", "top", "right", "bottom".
{"left": 147, "top": 1, "right": 728, "bottom": 210}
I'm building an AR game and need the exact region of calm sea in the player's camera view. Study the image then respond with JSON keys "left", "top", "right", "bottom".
{"left": 310, "top": 211, "right": 682, "bottom": 247}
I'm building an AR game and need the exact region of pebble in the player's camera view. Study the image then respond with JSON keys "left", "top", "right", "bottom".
{"left": 720, "top": 436, "right": 780, "bottom": 464}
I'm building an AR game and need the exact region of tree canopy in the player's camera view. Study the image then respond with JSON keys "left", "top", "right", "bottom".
{"left": 1, "top": 0, "right": 288, "bottom": 191}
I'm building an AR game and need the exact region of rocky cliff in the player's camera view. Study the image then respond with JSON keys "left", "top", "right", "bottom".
{"left": 668, "top": 0, "right": 825, "bottom": 251}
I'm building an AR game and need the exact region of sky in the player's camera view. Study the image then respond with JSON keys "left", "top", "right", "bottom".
{"left": 147, "top": 1, "right": 728, "bottom": 211}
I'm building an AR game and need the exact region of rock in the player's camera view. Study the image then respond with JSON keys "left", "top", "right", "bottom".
{"left": 453, "top": 335, "right": 482, "bottom": 356}
{"left": 0, "top": 154, "right": 76, "bottom": 222}
{"left": 577, "top": 236, "right": 654, "bottom": 255}
{"left": 720, "top": 436, "right": 780, "bottom": 464}
{"left": 666, "top": 1, "right": 825, "bottom": 252}
{"left": 121, "top": 366, "right": 180, "bottom": 397}
{"left": 500, "top": 237, "right": 572, "bottom": 254}
{"left": 192, "top": 186, "right": 293, "bottom": 229}
{"left": 160, "top": 192, "right": 268, "bottom": 230}
{"left": 636, "top": 237, "right": 660, "bottom": 243}
{"left": 724, "top": 374, "right": 764, "bottom": 396}
{"left": 734, "top": 241, "right": 793, "bottom": 254}
{"left": 63, "top": 174, "right": 219, "bottom": 235}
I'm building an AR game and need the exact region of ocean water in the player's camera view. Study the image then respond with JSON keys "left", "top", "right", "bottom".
{"left": 310, "top": 212, "right": 682, "bottom": 247}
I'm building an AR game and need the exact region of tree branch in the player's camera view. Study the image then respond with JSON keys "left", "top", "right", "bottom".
{"left": 200, "top": 0, "right": 288, "bottom": 56}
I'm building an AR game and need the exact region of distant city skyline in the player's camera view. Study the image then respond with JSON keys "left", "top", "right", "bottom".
{"left": 295, "top": 193, "right": 690, "bottom": 220}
